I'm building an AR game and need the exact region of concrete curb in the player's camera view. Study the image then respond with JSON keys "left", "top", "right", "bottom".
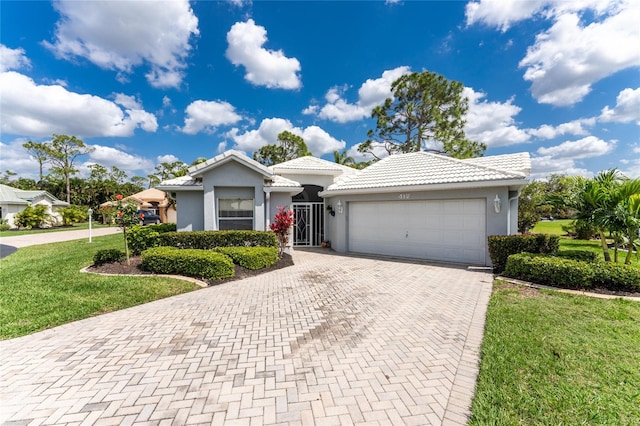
{"left": 79, "top": 265, "right": 209, "bottom": 288}
{"left": 496, "top": 275, "right": 640, "bottom": 302}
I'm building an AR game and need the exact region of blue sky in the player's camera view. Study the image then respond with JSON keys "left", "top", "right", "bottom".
{"left": 1, "top": 0, "right": 638, "bottom": 181}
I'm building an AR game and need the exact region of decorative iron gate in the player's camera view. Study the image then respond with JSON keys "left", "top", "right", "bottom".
{"left": 292, "top": 203, "right": 324, "bottom": 246}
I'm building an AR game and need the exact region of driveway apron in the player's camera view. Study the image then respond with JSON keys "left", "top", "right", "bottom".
{"left": 0, "top": 249, "right": 492, "bottom": 425}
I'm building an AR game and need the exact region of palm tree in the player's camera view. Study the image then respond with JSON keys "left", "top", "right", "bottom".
{"left": 333, "top": 149, "right": 355, "bottom": 166}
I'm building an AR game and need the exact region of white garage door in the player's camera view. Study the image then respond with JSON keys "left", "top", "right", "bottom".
{"left": 348, "top": 199, "right": 486, "bottom": 265}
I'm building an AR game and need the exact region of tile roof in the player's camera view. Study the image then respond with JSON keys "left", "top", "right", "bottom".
{"left": 266, "top": 175, "right": 302, "bottom": 188}
{"left": 271, "top": 156, "right": 358, "bottom": 175}
{"left": 188, "top": 150, "right": 271, "bottom": 177}
{"left": 463, "top": 152, "right": 531, "bottom": 175}
{"left": 157, "top": 176, "right": 202, "bottom": 189}
{"left": 323, "top": 152, "right": 529, "bottom": 193}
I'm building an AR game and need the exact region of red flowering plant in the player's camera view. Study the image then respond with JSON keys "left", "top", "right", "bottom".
{"left": 113, "top": 194, "right": 142, "bottom": 264}
{"left": 270, "top": 206, "right": 295, "bottom": 258}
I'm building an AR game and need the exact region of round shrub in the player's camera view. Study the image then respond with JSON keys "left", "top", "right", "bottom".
{"left": 126, "top": 225, "right": 161, "bottom": 255}
{"left": 215, "top": 246, "right": 279, "bottom": 270}
{"left": 0, "top": 224, "right": 10, "bottom": 231}
{"left": 141, "top": 247, "right": 234, "bottom": 280}
{"left": 93, "top": 249, "right": 126, "bottom": 266}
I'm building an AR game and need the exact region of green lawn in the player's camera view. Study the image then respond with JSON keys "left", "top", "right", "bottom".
{"left": 0, "top": 233, "right": 200, "bottom": 340}
{"left": 471, "top": 281, "right": 640, "bottom": 425}
{"left": 533, "top": 219, "right": 639, "bottom": 266}
{"left": 0, "top": 222, "right": 112, "bottom": 237}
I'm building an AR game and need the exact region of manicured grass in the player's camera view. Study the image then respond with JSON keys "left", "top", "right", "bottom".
{"left": 533, "top": 220, "right": 639, "bottom": 266}
{"left": 470, "top": 281, "right": 640, "bottom": 425}
{"left": 532, "top": 219, "right": 572, "bottom": 235}
{"left": 0, "top": 234, "right": 200, "bottom": 340}
{"left": 0, "top": 222, "right": 111, "bottom": 237}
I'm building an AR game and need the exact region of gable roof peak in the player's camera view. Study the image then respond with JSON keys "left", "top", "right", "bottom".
{"left": 188, "top": 150, "right": 272, "bottom": 177}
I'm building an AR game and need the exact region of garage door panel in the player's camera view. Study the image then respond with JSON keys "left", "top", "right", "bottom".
{"left": 349, "top": 199, "right": 486, "bottom": 265}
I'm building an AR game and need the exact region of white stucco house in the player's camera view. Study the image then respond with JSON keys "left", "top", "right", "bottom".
{"left": 157, "top": 149, "right": 531, "bottom": 266}
{"left": 0, "top": 184, "right": 69, "bottom": 228}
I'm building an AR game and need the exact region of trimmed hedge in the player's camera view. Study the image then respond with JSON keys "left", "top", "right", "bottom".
{"left": 158, "top": 230, "right": 277, "bottom": 250}
{"left": 504, "top": 253, "right": 592, "bottom": 289}
{"left": 216, "top": 246, "right": 279, "bottom": 270}
{"left": 93, "top": 249, "right": 126, "bottom": 266}
{"left": 553, "top": 250, "right": 599, "bottom": 262}
{"left": 592, "top": 263, "right": 640, "bottom": 292}
{"left": 141, "top": 247, "right": 234, "bottom": 280}
{"left": 150, "top": 223, "right": 177, "bottom": 233}
{"left": 504, "top": 253, "right": 640, "bottom": 292}
{"left": 488, "top": 234, "right": 559, "bottom": 272}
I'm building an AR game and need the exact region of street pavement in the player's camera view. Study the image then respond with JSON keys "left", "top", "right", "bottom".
{"left": 0, "top": 249, "right": 492, "bottom": 425}
{"left": 0, "top": 227, "right": 120, "bottom": 258}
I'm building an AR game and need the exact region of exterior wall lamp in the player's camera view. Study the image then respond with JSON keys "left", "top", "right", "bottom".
{"left": 336, "top": 200, "right": 343, "bottom": 214}
{"left": 493, "top": 195, "right": 501, "bottom": 214}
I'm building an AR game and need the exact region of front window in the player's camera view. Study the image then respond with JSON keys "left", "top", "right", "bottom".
{"left": 218, "top": 198, "right": 254, "bottom": 230}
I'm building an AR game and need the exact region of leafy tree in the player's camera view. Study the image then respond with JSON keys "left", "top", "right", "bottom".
{"left": 0, "top": 170, "right": 17, "bottom": 185}
{"left": 44, "top": 134, "right": 94, "bottom": 203}
{"left": 113, "top": 194, "right": 144, "bottom": 264}
{"left": 359, "top": 70, "right": 486, "bottom": 159}
{"left": 254, "top": 131, "right": 311, "bottom": 166}
{"left": 333, "top": 150, "right": 355, "bottom": 167}
{"left": 22, "top": 140, "right": 50, "bottom": 182}
{"left": 153, "top": 161, "right": 188, "bottom": 181}
{"left": 517, "top": 181, "right": 547, "bottom": 233}
{"left": 190, "top": 157, "right": 208, "bottom": 166}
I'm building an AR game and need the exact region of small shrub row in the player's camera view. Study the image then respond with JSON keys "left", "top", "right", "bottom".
{"left": 126, "top": 223, "right": 178, "bottom": 255}
{"left": 0, "top": 224, "right": 10, "bottom": 231}
{"left": 488, "top": 234, "right": 560, "bottom": 272}
{"left": 215, "top": 246, "right": 279, "bottom": 270}
{"left": 553, "top": 250, "right": 599, "bottom": 262}
{"left": 141, "top": 247, "right": 235, "bottom": 280}
{"left": 504, "top": 253, "right": 640, "bottom": 292}
{"left": 93, "top": 249, "right": 126, "bottom": 266}
{"left": 158, "top": 230, "right": 277, "bottom": 250}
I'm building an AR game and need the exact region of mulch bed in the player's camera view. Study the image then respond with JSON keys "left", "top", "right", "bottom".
{"left": 87, "top": 253, "right": 294, "bottom": 286}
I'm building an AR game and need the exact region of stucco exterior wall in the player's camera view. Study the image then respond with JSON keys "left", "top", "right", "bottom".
{"left": 1, "top": 204, "right": 25, "bottom": 229}
{"left": 323, "top": 186, "right": 515, "bottom": 265}
{"left": 201, "top": 162, "right": 266, "bottom": 231}
{"left": 176, "top": 191, "right": 204, "bottom": 231}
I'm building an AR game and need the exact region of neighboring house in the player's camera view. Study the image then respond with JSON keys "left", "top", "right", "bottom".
{"left": 158, "top": 150, "right": 531, "bottom": 266}
{"left": 0, "top": 184, "right": 69, "bottom": 228}
{"left": 99, "top": 188, "right": 176, "bottom": 224}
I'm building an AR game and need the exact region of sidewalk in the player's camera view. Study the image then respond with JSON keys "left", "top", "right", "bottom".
{"left": 0, "top": 227, "right": 121, "bottom": 257}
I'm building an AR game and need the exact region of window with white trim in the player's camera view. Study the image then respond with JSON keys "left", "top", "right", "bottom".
{"left": 218, "top": 198, "right": 254, "bottom": 230}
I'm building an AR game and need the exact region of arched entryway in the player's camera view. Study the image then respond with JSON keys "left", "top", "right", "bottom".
{"left": 292, "top": 185, "right": 324, "bottom": 246}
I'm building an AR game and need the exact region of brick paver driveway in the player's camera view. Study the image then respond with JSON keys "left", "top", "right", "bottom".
{"left": 0, "top": 249, "right": 492, "bottom": 425}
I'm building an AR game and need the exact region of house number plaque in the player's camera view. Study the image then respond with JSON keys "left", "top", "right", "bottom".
{"left": 398, "top": 193, "right": 411, "bottom": 200}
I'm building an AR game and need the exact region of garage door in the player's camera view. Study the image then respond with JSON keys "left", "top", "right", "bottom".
{"left": 348, "top": 199, "right": 486, "bottom": 265}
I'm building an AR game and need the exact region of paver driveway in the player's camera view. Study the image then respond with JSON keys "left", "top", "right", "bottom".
{"left": 0, "top": 249, "right": 492, "bottom": 425}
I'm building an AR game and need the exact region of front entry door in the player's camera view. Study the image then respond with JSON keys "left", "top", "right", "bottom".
{"left": 292, "top": 203, "right": 324, "bottom": 246}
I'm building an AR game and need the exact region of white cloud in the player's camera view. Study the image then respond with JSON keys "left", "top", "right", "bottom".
{"left": 346, "top": 142, "right": 389, "bottom": 163}
{"left": 529, "top": 135, "right": 615, "bottom": 177}
{"left": 0, "top": 45, "right": 31, "bottom": 72}
{"left": 0, "top": 138, "right": 41, "bottom": 179}
{"left": 44, "top": 0, "right": 199, "bottom": 88}
{"left": 313, "top": 66, "right": 411, "bottom": 123}
{"left": 156, "top": 154, "right": 180, "bottom": 164}
{"left": 465, "top": 0, "right": 616, "bottom": 31}
{"left": 0, "top": 71, "right": 158, "bottom": 137}
{"left": 463, "top": 87, "right": 530, "bottom": 147}
{"left": 536, "top": 136, "right": 615, "bottom": 159}
{"left": 528, "top": 118, "right": 596, "bottom": 139}
{"left": 86, "top": 145, "right": 155, "bottom": 175}
{"left": 519, "top": 2, "right": 639, "bottom": 106}
{"left": 113, "top": 93, "right": 142, "bottom": 110}
{"left": 226, "top": 118, "right": 345, "bottom": 156}
{"left": 600, "top": 88, "right": 640, "bottom": 125}
{"left": 226, "top": 19, "right": 301, "bottom": 90}
{"left": 530, "top": 156, "right": 593, "bottom": 178}
{"left": 181, "top": 100, "right": 243, "bottom": 135}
